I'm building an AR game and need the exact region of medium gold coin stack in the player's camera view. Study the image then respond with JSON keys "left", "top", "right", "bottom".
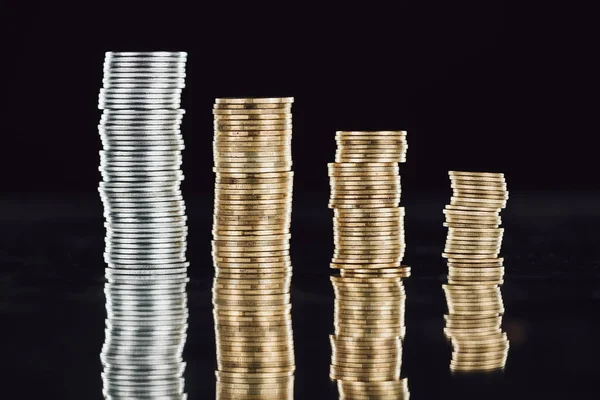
{"left": 211, "top": 97, "right": 295, "bottom": 400}
{"left": 442, "top": 171, "right": 509, "bottom": 373}
{"left": 328, "top": 131, "right": 410, "bottom": 399}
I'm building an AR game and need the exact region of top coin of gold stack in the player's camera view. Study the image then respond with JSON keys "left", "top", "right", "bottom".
{"left": 442, "top": 171, "right": 509, "bottom": 373}
{"left": 328, "top": 131, "right": 410, "bottom": 398}
{"left": 211, "top": 97, "right": 295, "bottom": 399}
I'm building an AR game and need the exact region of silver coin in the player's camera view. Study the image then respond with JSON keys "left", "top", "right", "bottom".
{"left": 99, "top": 102, "right": 182, "bottom": 110}
{"left": 103, "top": 63, "right": 187, "bottom": 70}
{"left": 100, "top": 125, "right": 183, "bottom": 132}
{"left": 102, "top": 198, "right": 185, "bottom": 207}
{"left": 104, "top": 256, "right": 188, "bottom": 265}
{"left": 105, "top": 213, "right": 186, "bottom": 221}
{"left": 102, "top": 109, "right": 185, "bottom": 116}
{"left": 100, "top": 126, "right": 182, "bottom": 134}
{"left": 100, "top": 165, "right": 183, "bottom": 172}
{"left": 100, "top": 186, "right": 182, "bottom": 193}
{"left": 106, "top": 238, "right": 187, "bottom": 246}
{"left": 101, "top": 175, "right": 184, "bottom": 184}
{"left": 103, "top": 388, "right": 184, "bottom": 398}
{"left": 104, "top": 219, "right": 187, "bottom": 227}
{"left": 106, "top": 215, "right": 187, "bottom": 223}
{"left": 106, "top": 295, "right": 188, "bottom": 305}
{"left": 100, "top": 134, "right": 184, "bottom": 141}
{"left": 105, "top": 226, "right": 187, "bottom": 234}
{"left": 105, "top": 282, "right": 187, "bottom": 291}
{"left": 104, "top": 252, "right": 187, "bottom": 260}
{"left": 106, "top": 231, "right": 187, "bottom": 239}
{"left": 101, "top": 165, "right": 183, "bottom": 173}
{"left": 104, "top": 205, "right": 186, "bottom": 213}
{"left": 102, "top": 145, "right": 185, "bottom": 152}
{"left": 106, "top": 319, "right": 188, "bottom": 327}
{"left": 105, "top": 51, "right": 187, "bottom": 57}
{"left": 106, "top": 311, "right": 189, "bottom": 320}
{"left": 100, "top": 87, "right": 184, "bottom": 94}
{"left": 102, "top": 77, "right": 186, "bottom": 85}
{"left": 101, "top": 172, "right": 184, "bottom": 180}
{"left": 107, "top": 308, "right": 188, "bottom": 317}
{"left": 104, "top": 199, "right": 185, "bottom": 209}
{"left": 100, "top": 138, "right": 185, "bottom": 146}
{"left": 100, "top": 151, "right": 182, "bottom": 159}
{"left": 107, "top": 237, "right": 186, "bottom": 246}
{"left": 105, "top": 326, "right": 188, "bottom": 337}
{"left": 100, "top": 160, "right": 183, "bottom": 168}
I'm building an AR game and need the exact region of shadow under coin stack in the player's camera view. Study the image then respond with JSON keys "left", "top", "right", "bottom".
{"left": 98, "top": 52, "right": 189, "bottom": 399}
{"left": 211, "top": 97, "right": 295, "bottom": 400}
{"left": 328, "top": 131, "right": 410, "bottom": 399}
{"left": 442, "top": 171, "right": 509, "bottom": 373}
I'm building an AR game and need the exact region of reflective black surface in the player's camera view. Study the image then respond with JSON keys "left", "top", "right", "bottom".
{"left": 2, "top": 192, "right": 600, "bottom": 399}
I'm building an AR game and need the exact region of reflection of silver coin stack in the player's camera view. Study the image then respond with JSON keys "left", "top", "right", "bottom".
{"left": 98, "top": 52, "right": 189, "bottom": 399}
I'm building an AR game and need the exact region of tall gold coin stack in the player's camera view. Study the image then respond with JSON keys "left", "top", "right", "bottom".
{"left": 442, "top": 171, "right": 509, "bottom": 372}
{"left": 328, "top": 131, "right": 410, "bottom": 399}
{"left": 211, "top": 97, "right": 295, "bottom": 400}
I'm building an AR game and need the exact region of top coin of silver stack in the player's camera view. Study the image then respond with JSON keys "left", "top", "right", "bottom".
{"left": 98, "top": 51, "right": 189, "bottom": 400}
{"left": 442, "top": 171, "right": 509, "bottom": 373}
{"left": 212, "top": 97, "right": 295, "bottom": 400}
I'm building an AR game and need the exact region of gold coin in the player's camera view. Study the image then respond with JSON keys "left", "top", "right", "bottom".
{"left": 447, "top": 227, "right": 503, "bottom": 235}
{"left": 331, "top": 276, "right": 405, "bottom": 284}
{"left": 215, "top": 119, "right": 291, "bottom": 126}
{"left": 215, "top": 167, "right": 292, "bottom": 174}
{"left": 328, "top": 162, "right": 398, "bottom": 169}
{"left": 449, "top": 171, "right": 504, "bottom": 178}
{"left": 336, "top": 130, "right": 407, "bottom": 136}
{"left": 213, "top": 106, "right": 292, "bottom": 114}
{"left": 215, "top": 152, "right": 291, "bottom": 159}
{"left": 341, "top": 266, "right": 410, "bottom": 277}
{"left": 335, "top": 207, "right": 403, "bottom": 215}
{"left": 215, "top": 124, "right": 292, "bottom": 132}
{"left": 331, "top": 262, "right": 401, "bottom": 269}
{"left": 452, "top": 190, "right": 508, "bottom": 198}
{"left": 451, "top": 180, "right": 507, "bottom": 188}
{"left": 216, "top": 171, "right": 293, "bottom": 178}
{"left": 215, "top": 98, "right": 294, "bottom": 105}
{"left": 215, "top": 157, "right": 292, "bottom": 164}
{"left": 450, "top": 199, "right": 507, "bottom": 208}
{"left": 331, "top": 185, "right": 400, "bottom": 192}
{"left": 214, "top": 104, "right": 293, "bottom": 110}
{"left": 450, "top": 175, "right": 506, "bottom": 183}
{"left": 443, "top": 209, "right": 500, "bottom": 217}
{"left": 216, "top": 369, "right": 294, "bottom": 380}
{"left": 214, "top": 113, "right": 291, "bottom": 120}
{"left": 329, "top": 202, "right": 400, "bottom": 209}
{"left": 214, "top": 255, "right": 290, "bottom": 262}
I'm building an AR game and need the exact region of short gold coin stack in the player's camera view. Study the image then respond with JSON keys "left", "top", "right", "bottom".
{"left": 328, "top": 131, "right": 410, "bottom": 399}
{"left": 442, "top": 171, "right": 509, "bottom": 372}
{"left": 211, "top": 97, "right": 295, "bottom": 399}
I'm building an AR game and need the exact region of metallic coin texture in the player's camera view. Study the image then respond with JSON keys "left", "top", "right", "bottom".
{"left": 328, "top": 131, "right": 410, "bottom": 395}
{"left": 212, "top": 98, "right": 296, "bottom": 399}
{"left": 98, "top": 51, "right": 189, "bottom": 399}
{"left": 442, "top": 171, "right": 510, "bottom": 373}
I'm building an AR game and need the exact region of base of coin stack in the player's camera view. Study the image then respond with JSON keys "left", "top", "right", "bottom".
{"left": 211, "top": 97, "right": 295, "bottom": 400}
{"left": 98, "top": 51, "right": 189, "bottom": 399}
{"left": 328, "top": 131, "right": 410, "bottom": 399}
{"left": 442, "top": 171, "right": 510, "bottom": 373}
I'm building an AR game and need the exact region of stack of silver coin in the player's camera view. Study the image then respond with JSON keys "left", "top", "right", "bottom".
{"left": 98, "top": 51, "right": 189, "bottom": 399}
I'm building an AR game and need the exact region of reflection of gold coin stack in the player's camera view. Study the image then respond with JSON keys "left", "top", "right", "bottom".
{"left": 442, "top": 171, "right": 509, "bottom": 373}
{"left": 211, "top": 98, "right": 295, "bottom": 399}
{"left": 328, "top": 131, "right": 410, "bottom": 399}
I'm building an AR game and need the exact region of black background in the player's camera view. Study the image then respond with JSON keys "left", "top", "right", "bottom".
{"left": 4, "top": 1, "right": 597, "bottom": 194}
{"left": 3, "top": 2, "right": 600, "bottom": 399}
